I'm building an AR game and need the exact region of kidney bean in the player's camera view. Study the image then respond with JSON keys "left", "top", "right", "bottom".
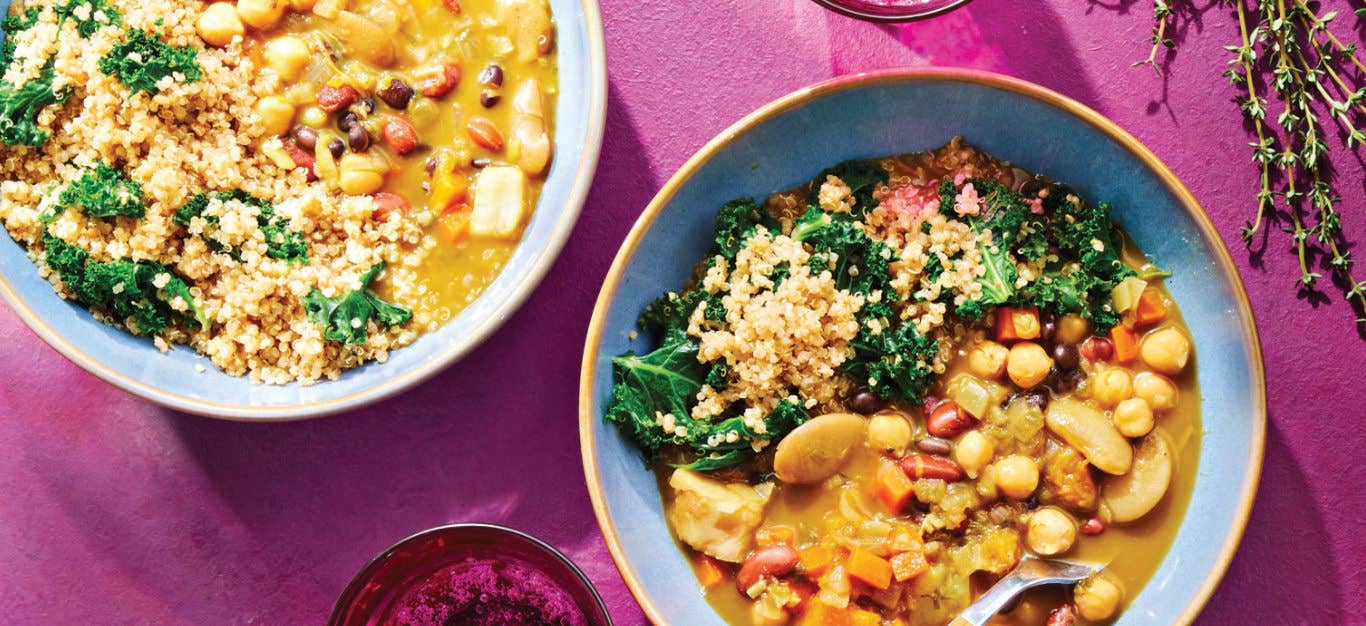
{"left": 376, "top": 78, "right": 414, "bottom": 109}
{"left": 926, "top": 401, "right": 978, "bottom": 438}
{"left": 1045, "top": 604, "right": 1077, "bottom": 626}
{"left": 915, "top": 437, "right": 953, "bottom": 456}
{"left": 734, "top": 545, "right": 798, "bottom": 595}
{"left": 899, "top": 454, "right": 965, "bottom": 481}
{"left": 281, "top": 140, "right": 317, "bottom": 181}
{"left": 442, "top": 0, "right": 460, "bottom": 12}
{"left": 382, "top": 115, "right": 419, "bottom": 155}
{"left": 920, "top": 394, "right": 942, "bottom": 419}
{"left": 370, "top": 192, "right": 408, "bottom": 221}
{"left": 417, "top": 63, "right": 461, "bottom": 98}
{"left": 317, "top": 84, "right": 358, "bottom": 112}
{"left": 848, "top": 389, "right": 886, "bottom": 414}
{"left": 1080, "top": 518, "right": 1106, "bottom": 535}
{"left": 1081, "top": 336, "right": 1114, "bottom": 362}
{"left": 465, "top": 116, "right": 505, "bottom": 151}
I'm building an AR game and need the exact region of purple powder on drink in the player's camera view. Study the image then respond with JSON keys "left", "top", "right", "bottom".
{"left": 383, "top": 556, "right": 588, "bottom": 626}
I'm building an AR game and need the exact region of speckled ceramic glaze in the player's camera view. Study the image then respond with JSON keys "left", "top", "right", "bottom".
{"left": 0, "top": 0, "right": 607, "bottom": 420}
{"left": 581, "top": 69, "right": 1265, "bottom": 625}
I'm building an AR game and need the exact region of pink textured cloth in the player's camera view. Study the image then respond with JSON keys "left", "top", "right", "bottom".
{"left": 1, "top": 1, "right": 1363, "bottom": 623}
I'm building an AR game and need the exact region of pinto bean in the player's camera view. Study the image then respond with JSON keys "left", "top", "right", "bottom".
{"left": 734, "top": 545, "right": 799, "bottom": 595}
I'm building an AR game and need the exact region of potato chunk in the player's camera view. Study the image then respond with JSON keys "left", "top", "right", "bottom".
{"left": 470, "top": 165, "right": 527, "bottom": 238}
{"left": 668, "top": 469, "right": 772, "bottom": 563}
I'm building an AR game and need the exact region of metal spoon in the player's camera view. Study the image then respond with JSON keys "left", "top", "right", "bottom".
{"left": 948, "top": 556, "right": 1101, "bottom": 626}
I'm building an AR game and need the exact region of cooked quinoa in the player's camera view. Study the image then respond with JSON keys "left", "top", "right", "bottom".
{"left": 0, "top": 0, "right": 436, "bottom": 384}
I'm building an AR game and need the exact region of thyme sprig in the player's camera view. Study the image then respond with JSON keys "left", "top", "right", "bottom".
{"left": 1142, "top": 0, "right": 1366, "bottom": 326}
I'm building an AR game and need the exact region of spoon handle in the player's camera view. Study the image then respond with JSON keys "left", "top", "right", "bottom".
{"left": 950, "top": 569, "right": 1037, "bottom": 626}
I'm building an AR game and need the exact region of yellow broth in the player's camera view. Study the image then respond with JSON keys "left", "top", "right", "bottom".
{"left": 247, "top": 0, "right": 557, "bottom": 322}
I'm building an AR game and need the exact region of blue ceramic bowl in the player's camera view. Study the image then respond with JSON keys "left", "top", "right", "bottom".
{"left": 580, "top": 69, "right": 1265, "bottom": 624}
{"left": 0, "top": 0, "right": 606, "bottom": 420}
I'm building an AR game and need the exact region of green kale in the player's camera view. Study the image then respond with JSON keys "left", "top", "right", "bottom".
{"left": 1017, "top": 195, "right": 1135, "bottom": 329}
{"left": 844, "top": 319, "right": 939, "bottom": 402}
{"left": 174, "top": 191, "right": 307, "bottom": 264}
{"left": 675, "top": 399, "right": 809, "bottom": 471}
{"left": 0, "top": 63, "right": 68, "bottom": 147}
{"left": 0, "top": 6, "right": 41, "bottom": 67}
{"left": 303, "top": 262, "right": 411, "bottom": 344}
{"left": 44, "top": 162, "right": 144, "bottom": 221}
{"left": 55, "top": 0, "right": 121, "bottom": 37}
{"left": 714, "top": 198, "right": 778, "bottom": 259}
{"left": 638, "top": 288, "right": 722, "bottom": 341}
{"left": 807, "top": 159, "right": 889, "bottom": 217}
{"left": 769, "top": 261, "right": 790, "bottom": 288}
{"left": 790, "top": 206, "right": 896, "bottom": 297}
{"left": 41, "top": 230, "right": 207, "bottom": 334}
{"left": 99, "top": 27, "right": 201, "bottom": 95}
{"left": 703, "top": 361, "right": 729, "bottom": 392}
{"left": 603, "top": 335, "right": 709, "bottom": 457}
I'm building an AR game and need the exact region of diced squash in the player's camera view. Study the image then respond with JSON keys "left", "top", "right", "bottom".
{"left": 846, "top": 548, "right": 893, "bottom": 590}
{"left": 890, "top": 550, "right": 929, "bottom": 582}
{"left": 433, "top": 211, "right": 470, "bottom": 243}
{"left": 667, "top": 469, "right": 771, "bottom": 563}
{"left": 428, "top": 155, "right": 469, "bottom": 212}
{"left": 469, "top": 165, "right": 527, "bottom": 238}
{"left": 1135, "top": 288, "right": 1168, "bottom": 325}
{"left": 848, "top": 609, "right": 882, "bottom": 626}
{"left": 873, "top": 459, "right": 915, "bottom": 513}
{"left": 799, "top": 545, "right": 837, "bottom": 578}
{"left": 695, "top": 554, "right": 728, "bottom": 589}
{"left": 1110, "top": 324, "right": 1138, "bottom": 363}
{"left": 756, "top": 526, "right": 796, "bottom": 548}
{"left": 994, "top": 306, "right": 1018, "bottom": 342}
{"left": 889, "top": 525, "right": 922, "bottom": 554}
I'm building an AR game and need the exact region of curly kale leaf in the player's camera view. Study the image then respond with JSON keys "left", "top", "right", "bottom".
{"left": 41, "top": 230, "right": 207, "bottom": 333}
{"left": 0, "top": 6, "right": 41, "bottom": 67}
{"left": 638, "top": 288, "right": 724, "bottom": 342}
{"left": 807, "top": 159, "right": 888, "bottom": 217}
{"left": 175, "top": 191, "right": 307, "bottom": 264}
{"left": 1017, "top": 197, "right": 1135, "bottom": 329}
{"left": 99, "top": 27, "right": 201, "bottom": 94}
{"left": 55, "top": 0, "right": 122, "bottom": 37}
{"left": 790, "top": 206, "right": 896, "bottom": 297}
{"left": 303, "top": 262, "right": 411, "bottom": 344}
{"left": 675, "top": 399, "right": 809, "bottom": 471}
{"left": 0, "top": 63, "right": 69, "bottom": 147}
{"left": 603, "top": 335, "right": 709, "bottom": 459}
{"left": 714, "top": 198, "right": 779, "bottom": 260}
{"left": 44, "top": 162, "right": 145, "bottom": 221}
{"left": 844, "top": 319, "right": 939, "bottom": 402}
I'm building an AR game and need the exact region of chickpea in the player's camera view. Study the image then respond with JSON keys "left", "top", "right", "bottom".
{"left": 264, "top": 36, "right": 310, "bottom": 82}
{"left": 1056, "top": 314, "right": 1090, "bottom": 345}
{"left": 1133, "top": 372, "right": 1178, "bottom": 412}
{"left": 236, "top": 0, "right": 285, "bottom": 31}
{"left": 1075, "top": 574, "right": 1124, "bottom": 621}
{"left": 255, "top": 95, "right": 295, "bottom": 136}
{"left": 867, "top": 413, "right": 912, "bottom": 456}
{"left": 994, "top": 455, "right": 1039, "bottom": 500}
{"left": 1006, "top": 341, "right": 1053, "bottom": 389}
{"left": 1026, "top": 507, "right": 1077, "bottom": 556}
{"left": 1112, "top": 398, "right": 1155, "bottom": 438}
{"left": 967, "top": 341, "right": 1009, "bottom": 380}
{"left": 298, "top": 106, "right": 328, "bottom": 128}
{"left": 954, "top": 430, "right": 995, "bottom": 479}
{"left": 1140, "top": 326, "right": 1191, "bottom": 375}
{"left": 1091, "top": 367, "right": 1133, "bottom": 409}
{"left": 338, "top": 153, "right": 386, "bottom": 195}
{"left": 196, "top": 3, "right": 244, "bottom": 47}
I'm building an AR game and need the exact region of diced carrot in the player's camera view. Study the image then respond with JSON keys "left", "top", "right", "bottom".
{"left": 1110, "top": 324, "right": 1138, "bottom": 363}
{"left": 994, "top": 306, "right": 1019, "bottom": 342}
{"left": 796, "top": 602, "right": 846, "bottom": 626}
{"left": 434, "top": 210, "right": 470, "bottom": 243}
{"left": 695, "top": 554, "right": 728, "bottom": 589}
{"left": 848, "top": 609, "right": 882, "bottom": 626}
{"left": 846, "top": 548, "right": 893, "bottom": 590}
{"left": 756, "top": 526, "right": 796, "bottom": 548}
{"left": 1135, "top": 288, "right": 1168, "bottom": 325}
{"left": 798, "top": 545, "right": 837, "bottom": 578}
{"left": 889, "top": 525, "right": 923, "bottom": 554}
{"left": 890, "top": 550, "right": 929, "bottom": 582}
{"left": 873, "top": 459, "right": 915, "bottom": 513}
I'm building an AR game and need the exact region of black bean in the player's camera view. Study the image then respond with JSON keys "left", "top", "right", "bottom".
{"left": 1040, "top": 318, "right": 1058, "bottom": 344}
{"left": 848, "top": 389, "right": 886, "bottom": 414}
{"left": 478, "top": 63, "right": 503, "bottom": 87}
{"left": 347, "top": 125, "right": 370, "bottom": 151}
{"left": 915, "top": 437, "right": 953, "bottom": 456}
{"left": 327, "top": 138, "right": 345, "bottom": 159}
{"left": 1054, "top": 368, "right": 1087, "bottom": 394}
{"left": 292, "top": 125, "right": 318, "bottom": 151}
{"left": 470, "top": 157, "right": 491, "bottom": 169}
{"left": 1051, "top": 343, "right": 1079, "bottom": 371}
{"left": 479, "top": 90, "right": 501, "bottom": 108}
{"left": 338, "top": 111, "right": 360, "bottom": 132}
{"left": 1018, "top": 388, "right": 1050, "bottom": 410}
{"left": 362, "top": 97, "right": 377, "bottom": 114}
{"left": 376, "top": 78, "right": 414, "bottom": 109}
{"left": 423, "top": 156, "right": 439, "bottom": 176}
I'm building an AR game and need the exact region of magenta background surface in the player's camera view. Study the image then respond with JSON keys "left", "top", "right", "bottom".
{"left": 2, "top": 1, "right": 1364, "bottom": 624}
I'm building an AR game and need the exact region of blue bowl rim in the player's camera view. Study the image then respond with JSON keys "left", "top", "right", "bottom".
{"left": 0, "top": 0, "right": 608, "bottom": 421}
{"left": 577, "top": 67, "right": 1267, "bottom": 625}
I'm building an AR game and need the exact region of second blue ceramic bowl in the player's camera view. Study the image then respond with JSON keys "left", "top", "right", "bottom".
{"left": 580, "top": 68, "right": 1265, "bottom": 624}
